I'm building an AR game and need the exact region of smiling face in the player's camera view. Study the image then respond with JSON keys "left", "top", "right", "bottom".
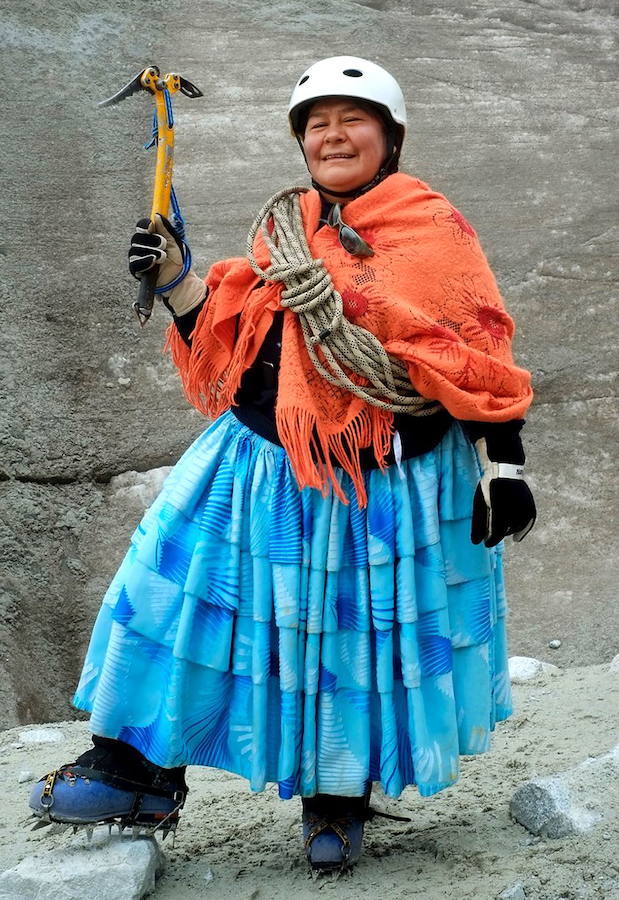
{"left": 302, "top": 98, "right": 387, "bottom": 200}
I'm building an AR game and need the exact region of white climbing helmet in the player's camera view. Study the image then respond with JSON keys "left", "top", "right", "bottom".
{"left": 288, "top": 55, "right": 407, "bottom": 138}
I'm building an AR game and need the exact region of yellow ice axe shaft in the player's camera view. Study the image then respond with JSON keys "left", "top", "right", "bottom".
{"left": 144, "top": 68, "right": 178, "bottom": 222}
{"left": 99, "top": 65, "right": 203, "bottom": 325}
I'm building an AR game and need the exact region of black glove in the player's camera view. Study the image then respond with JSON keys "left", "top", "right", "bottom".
{"left": 464, "top": 420, "right": 537, "bottom": 548}
{"left": 127, "top": 215, "right": 207, "bottom": 315}
{"left": 128, "top": 214, "right": 184, "bottom": 283}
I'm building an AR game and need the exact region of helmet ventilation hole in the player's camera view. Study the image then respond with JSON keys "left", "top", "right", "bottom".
{"left": 299, "top": 75, "right": 310, "bottom": 85}
{"left": 342, "top": 69, "right": 363, "bottom": 77}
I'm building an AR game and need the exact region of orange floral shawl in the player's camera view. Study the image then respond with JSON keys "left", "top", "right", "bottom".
{"left": 167, "top": 173, "right": 533, "bottom": 506}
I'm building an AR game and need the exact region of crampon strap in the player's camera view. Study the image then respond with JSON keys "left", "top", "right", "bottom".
{"left": 56, "top": 764, "right": 186, "bottom": 802}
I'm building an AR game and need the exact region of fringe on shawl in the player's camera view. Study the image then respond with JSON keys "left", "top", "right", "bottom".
{"left": 165, "top": 301, "right": 261, "bottom": 421}
{"left": 275, "top": 402, "right": 393, "bottom": 508}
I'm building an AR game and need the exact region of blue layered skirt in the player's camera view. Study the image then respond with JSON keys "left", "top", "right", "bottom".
{"left": 74, "top": 411, "right": 512, "bottom": 799}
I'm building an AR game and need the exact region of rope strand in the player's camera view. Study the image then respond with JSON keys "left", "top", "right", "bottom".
{"left": 246, "top": 188, "right": 440, "bottom": 416}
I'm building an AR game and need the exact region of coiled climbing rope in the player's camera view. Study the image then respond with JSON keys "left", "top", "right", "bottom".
{"left": 246, "top": 187, "right": 439, "bottom": 416}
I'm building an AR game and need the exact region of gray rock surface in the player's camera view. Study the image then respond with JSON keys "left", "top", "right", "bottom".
{"left": 0, "top": 828, "right": 163, "bottom": 900}
{"left": 0, "top": 0, "right": 617, "bottom": 723}
{"left": 510, "top": 743, "right": 619, "bottom": 838}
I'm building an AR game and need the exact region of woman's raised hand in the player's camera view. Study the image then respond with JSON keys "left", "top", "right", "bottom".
{"left": 128, "top": 215, "right": 184, "bottom": 289}
{"left": 128, "top": 215, "right": 206, "bottom": 316}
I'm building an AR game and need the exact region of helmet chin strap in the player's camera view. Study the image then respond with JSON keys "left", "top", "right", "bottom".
{"left": 311, "top": 157, "right": 398, "bottom": 199}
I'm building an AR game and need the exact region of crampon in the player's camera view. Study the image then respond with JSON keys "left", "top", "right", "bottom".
{"left": 302, "top": 787, "right": 411, "bottom": 875}
{"left": 27, "top": 737, "right": 187, "bottom": 842}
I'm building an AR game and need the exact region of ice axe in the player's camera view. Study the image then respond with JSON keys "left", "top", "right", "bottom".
{"left": 99, "top": 66, "right": 203, "bottom": 325}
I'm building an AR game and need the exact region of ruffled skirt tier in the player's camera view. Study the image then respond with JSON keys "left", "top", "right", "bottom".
{"left": 74, "top": 411, "right": 512, "bottom": 799}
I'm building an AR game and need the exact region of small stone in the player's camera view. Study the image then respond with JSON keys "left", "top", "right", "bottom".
{"left": 17, "top": 770, "right": 35, "bottom": 783}
{"left": 497, "top": 883, "right": 526, "bottom": 900}
{"left": 602, "top": 832, "right": 611, "bottom": 840}
{"left": 117, "top": 377, "right": 131, "bottom": 386}
{"left": 66, "top": 557, "right": 87, "bottom": 576}
{"left": 548, "top": 639, "right": 562, "bottom": 649}
{"left": 18, "top": 728, "right": 64, "bottom": 745}
{"left": 509, "top": 657, "right": 542, "bottom": 682}
{"left": 9, "top": 742, "right": 24, "bottom": 750}
{"left": 609, "top": 654, "right": 619, "bottom": 673}
{"left": 509, "top": 656, "right": 559, "bottom": 683}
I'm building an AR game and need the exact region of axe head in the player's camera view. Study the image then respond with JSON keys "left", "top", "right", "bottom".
{"left": 98, "top": 66, "right": 161, "bottom": 108}
{"left": 99, "top": 67, "right": 203, "bottom": 107}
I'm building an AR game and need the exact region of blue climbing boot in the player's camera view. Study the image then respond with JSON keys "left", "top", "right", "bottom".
{"left": 302, "top": 789, "right": 371, "bottom": 872}
{"left": 28, "top": 736, "right": 187, "bottom": 838}
{"left": 302, "top": 786, "right": 411, "bottom": 873}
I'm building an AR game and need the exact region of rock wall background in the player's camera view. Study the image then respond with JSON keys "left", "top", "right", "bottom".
{"left": 1, "top": 0, "right": 617, "bottom": 727}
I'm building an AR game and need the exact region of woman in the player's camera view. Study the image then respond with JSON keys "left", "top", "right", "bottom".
{"left": 30, "top": 56, "right": 536, "bottom": 872}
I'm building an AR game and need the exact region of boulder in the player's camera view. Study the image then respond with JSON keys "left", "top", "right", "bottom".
{"left": 508, "top": 656, "right": 559, "bottom": 684}
{"left": 510, "top": 744, "right": 619, "bottom": 838}
{"left": 0, "top": 828, "right": 164, "bottom": 900}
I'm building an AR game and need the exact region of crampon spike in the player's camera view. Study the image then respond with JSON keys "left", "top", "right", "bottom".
{"left": 161, "top": 820, "right": 178, "bottom": 844}
{"left": 29, "top": 817, "right": 52, "bottom": 832}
